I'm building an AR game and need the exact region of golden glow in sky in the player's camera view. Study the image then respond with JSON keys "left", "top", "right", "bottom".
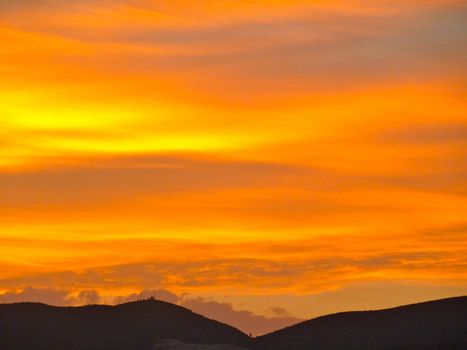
{"left": 0, "top": 0, "right": 466, "bottom": 334}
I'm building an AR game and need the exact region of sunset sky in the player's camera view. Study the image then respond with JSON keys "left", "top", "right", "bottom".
{"left": 0, "top": 0, "right": 466, "bottom": 335}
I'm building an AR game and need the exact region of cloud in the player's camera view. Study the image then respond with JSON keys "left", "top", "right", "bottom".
{"left": 0, "top": 0, "right": 129, "bottom": 12}
{"left": 0, "top": 287, "right": 104, "bottom": 306}
{"left": 378, "top": 123, "right": 467, "bottom": 145}
{"left": 3, "top": 221, "right": 467, "bottom": 290}
{"left": 0, "top": 154, "right": 306, "bottom": 208}
{"left": 65, "top": 9, "right": 465, "bottom": 91}
{"left": 3, "top": 228, "right": 464, "bottom": 296}
{"left": 0, "top": 287, "right": 71, "bottom": 306}
{"left": 269, "top": 306, "right": 290, "bottom": 317}
{"left": 77, "top": 289, "right": 101, "bottom": 305}
{"left": 2, "top": 0, "right": 465, "bottom": 99}
{"left": 180, "top": 297, "right": 302, "bottom": 336}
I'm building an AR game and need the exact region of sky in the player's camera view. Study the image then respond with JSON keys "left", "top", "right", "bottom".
{"left": 0, "top": 0, "right": 466, "bottom": 335}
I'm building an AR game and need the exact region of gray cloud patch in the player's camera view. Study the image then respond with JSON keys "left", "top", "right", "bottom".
{"left": 3, "top": 1, "right": 466, "bottom": 95}
{"left": 378, "top": 123, "right": 467, "bottom": 145}
{"left": 48, "top": 8, "right": 466, "bottom": 93}
{"left": 77, "top": 289, "right": 101, "bottom": 304}
{"left": 0, "top": 155, "right": 307, "bottom": 208}
{"left": 180, "top": 297, "right": 302, "bottom": 336}
{"left": 0, "top": 286, "right": 101, "bottom": 306}
{"left": 0, "top": 286, "right": 71, "bottom": 305}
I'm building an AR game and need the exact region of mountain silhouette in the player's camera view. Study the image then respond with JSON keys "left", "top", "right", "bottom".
{"left": 254, "top": 296, "right": 467, "bottom": 350}
{"left": 0, "top": 299, "right": 249, "bottom": 350}
{"left": 1, "top": 296, "right": 466, "bottom": 350}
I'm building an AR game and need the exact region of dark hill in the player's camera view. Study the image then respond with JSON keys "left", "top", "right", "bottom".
{"left": 255, "top": 296, "right": 467, "bottom": 350}
{"left": 0, "top": 299, "right": 250, "bottom": 350}
{"left": 1, "top": 296, "right": 466, "bottom": 350}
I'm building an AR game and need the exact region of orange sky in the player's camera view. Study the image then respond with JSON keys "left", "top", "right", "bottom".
{"left": 0, "top": 0, "right": 466, "bottom": 334}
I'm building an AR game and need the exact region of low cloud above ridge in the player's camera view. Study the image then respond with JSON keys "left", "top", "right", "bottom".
{"left": 0, "top": 287, "right": 301, "bottom": 335}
